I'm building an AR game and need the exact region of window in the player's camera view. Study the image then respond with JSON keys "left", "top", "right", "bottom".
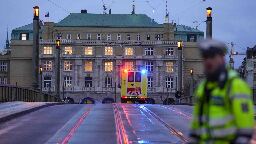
{"left": 127, "top": 34, "right": 131, "bottom": 40}
{"left": 166, "top": 62, "right": 174, "bottom": 73}
{"left": 43, "top": 76, "right": 51, "bottom": 88}
{"left": 64, "top": 61, "right": 72, "bottom": 71}
{"left": 125, "top": 47, "right": 134, "bottom": 56}
{"left": 137, "top": 34, "right": 141, "bottom": 41}
{"left": 84, "top": 47, "right": 93, "bottom": 55}
{"left": 147, "top": 76, "right": 153, "bottom": 88}
{"left": 87, "top": 33, "right": 91, "bottom": 40}
{"left": 147, "top": 34, "right": 151, "bottom": 40}
{"left": 64, "top": 47, "right": 72, "bottom": 55}
{"left": 67, "top": 34, "right": 72, "bottom": 40}
{"left": 43, "top": 61, "right": 53, "bottom": 71}
{"left": 105, "top": 77, "right": 112, "bottom": 87}
{"left": 85, "top": 61, "right": 93, "bottom": 72}
{"left": 156, "top": 34, "right": 161, "bottom": 40}
{"left": 105, "top": 61, "right": 113, "bottom": 72}
{"left": 64, "top": 76, "right": 72, "bottom": 87}
{"left": 0, "top": 61, "right": 7, "bottom": 72}
{"left": 107, "top": 34, "right": 111, "bottom": 41}
{"left": 135, "top": 72, "right": 141, "bottom": 82}
{"left": 145, "top": 61, "right": 153, "bottom": 72}
{"left": 105, "top": 47, "right": 113, "bottom": 55}
{"left": 145, "top": 48, "right": 154, "bottom": 56}
{"left": 124, "top": 61, "right": 134, "bottom": 71}
{"left": 0, "top": 77, "right": 7, "bottom": 84}
{"left": 97, "top": 34, "right": 101, "bottom": 40}
{"left": 21, "top": 33, "right": 28, "bottom": 40}
{"left": 166, "top": 48, "right": 174, "bottom": 56}
{"left": 187, "top": 34, "right": 197, "bottom": 42}
{"left": 117, "top": 34, "right": 121, "bottom": 40}
{"left": 43, "top": 47, "right": 53, "bottom": 55}
{"left": 166, "top": 77, "right": 174, "bottom": 88}
{"left": 128, "top": 72, "right": 134, "bottom": 82}
{"left": 85, "top": 77, "right": 93, "bottom": 87}
{"left": 77, "top": 34, "right": 81, "bottom": 40}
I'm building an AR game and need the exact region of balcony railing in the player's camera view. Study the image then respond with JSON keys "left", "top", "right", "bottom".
{"left": 40, "top": 39, "right": 177, "bottom": 46}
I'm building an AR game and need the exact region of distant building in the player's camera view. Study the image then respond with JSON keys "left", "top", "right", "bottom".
{"left": 10, "top": 11, "right": 204, "bottom": 103}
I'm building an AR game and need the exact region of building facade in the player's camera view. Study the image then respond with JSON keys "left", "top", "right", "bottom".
{"left": 10, "top": 12, "right": 204, "bottom": 103}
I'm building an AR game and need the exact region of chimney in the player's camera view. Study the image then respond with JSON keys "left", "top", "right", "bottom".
{"left": 109, "top": 9, "right": 112, "bottom": 14}
{"left": 81, "top": 9, "right": 88, "bottom": 14}
{"left": 131, "top": 0, "right": 135, "bottom": 15}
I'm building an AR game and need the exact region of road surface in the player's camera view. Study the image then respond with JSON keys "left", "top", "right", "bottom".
{"left": 0, "top": 104, "right": 193, "bottom": 144}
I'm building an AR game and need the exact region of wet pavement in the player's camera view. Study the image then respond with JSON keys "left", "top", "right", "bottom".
{"left": 0, "top": 104, "right": 194, "bottom": 144}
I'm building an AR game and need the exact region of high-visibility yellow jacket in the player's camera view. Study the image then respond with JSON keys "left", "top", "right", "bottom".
{"left": 190, "top": 69, "right": 254, "bottom": 144}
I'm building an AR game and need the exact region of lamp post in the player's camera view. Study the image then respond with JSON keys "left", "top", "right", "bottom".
{"left": 32, "top": 6, "right": 40, "bottom": 90}
{"left": 177, "top": 41, "right": 183, "bottom": 103}
{"left": 39, "top": 66, "right": 43, "bottom": 93}
{"left": 55, "top": 39, "right": 61, "bottom": 99}
{"left": 190, "top": 69, "right": 194, "bottom": 103}
{"left": 206, "top": 7, "right": 212, "bottom": 39}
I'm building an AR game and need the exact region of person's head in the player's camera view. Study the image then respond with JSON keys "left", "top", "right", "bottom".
{"left": 198, "top": 39, "right": 227, "bottom": 76}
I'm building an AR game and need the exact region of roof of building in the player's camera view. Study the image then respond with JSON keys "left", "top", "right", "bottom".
{"left": 55, "top": 13, "right": 162, "bottom": 28}
{"left": 175, "top": 25, "right": 202, "bottom": 33}
{"left": 13, "top": 23, "right": 33, "bottom": 32}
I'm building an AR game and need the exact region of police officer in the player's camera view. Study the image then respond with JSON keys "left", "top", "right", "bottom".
{"left": 189, "top": 39, "right": 254, "bottom": 144}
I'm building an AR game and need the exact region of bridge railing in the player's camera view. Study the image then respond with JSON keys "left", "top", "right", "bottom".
{"left": 0, "top": 85, "right": 61, "bottom": 102}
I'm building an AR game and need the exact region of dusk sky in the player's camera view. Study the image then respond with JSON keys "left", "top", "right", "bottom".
{"left": 1, "top": 0, "right": 255, "bottom": 67}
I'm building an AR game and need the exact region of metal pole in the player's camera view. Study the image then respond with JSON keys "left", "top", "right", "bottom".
{"left": 114, "top": 82, "right": 117, "bottom": 102}
{"left": 177, "top": 42, "right": 183, "bottom": 101}
{"left": 62, "top": 81, "right": 65, "bottom": 100}
{"left": 56, "top": 46, "right": 61, "bottom": 99}
{"left": 32, "top": 6, "right": 40, "bottom": 90}
{"left": 206, "top": 7, "right": 212, "bottom": 39}
{"left": 40, "top": 72, "right": 42, "bottom": 93}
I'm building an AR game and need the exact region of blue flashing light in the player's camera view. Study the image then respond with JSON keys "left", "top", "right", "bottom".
{"left": 141, "top": 69, "right": 147, "bottom": 74}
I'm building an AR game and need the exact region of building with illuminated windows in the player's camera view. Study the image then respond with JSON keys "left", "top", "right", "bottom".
{"left": 10, "top": 10, "right": 204, "bottom": 103}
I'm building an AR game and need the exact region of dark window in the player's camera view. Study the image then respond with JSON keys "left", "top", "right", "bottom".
{"left": 43, "top": 76, "right": 51, "bottom": 88}
{"left": 128, "top": 72, "right": 134, "bottom": 82}
{"left": 105, "top": 77, "right": 112, "bottom": 87}
{"left": 147, "top": 34, "right": 151, "bottom": 40}
{"left": 135, "top": 72, "right": 141, "bottom": 82}
{"left": 127, "top": 34, "right": 131, "bottom": 40}
{"left": 187, "top": 34, "right": 197, "bottom": 42}
{"left": 85, "top": 77, "right": 93, "bottom": 87}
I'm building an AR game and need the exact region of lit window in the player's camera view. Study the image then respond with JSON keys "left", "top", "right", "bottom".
{"left": 85, "top": 61, "right": 93, "bottom": 72}
{"left": 127, "top": 34, "right": 131, "bottom": 40}
{"left": 77, "top": 34, "right": 81, "bottom": 40}
{"left": 43, "top": 76, "right": 51, "bottom": 88}
{"left": 97, "top": 34, "right": 101, "bottom": 40}
{"left": 117, "top": 34, "right": 121, "bottom": 41}
{"left": 105, "top": 61, "right": 113, "bottom": 72}
{"left": 64, "top": 76, "right": 72, "bottom": 87}
{"left": 124, "top": 61, "right": 134, "bottom": 71}
{"left": 125, "top": 47, "right": 134, "bottom": 56}
{"left": 64, "top": 47, "right": 72, "bottom": 55}
{"left": 43, "top": 60, "right": 53, "bottom": 71}
{"left": 64, "top": 61, "right": 72, "bottom": 71}
{"left": 145, "top": 61, "right": 153, "bottom": 72}
{"left": 105, "top": 47, "right": 113, "bottom": 55}
{"left": 137, "top": 34, "right": 141, "bottom": 41}
{"left": 147, "top": 76, "right": 153, "bottom": 88}
{"left": 85, "top": 47, "right": 93, "bottom": 55}
{"left": 145, "top": 48, "right": 154, "bottom": 55}
{"left": 156, "top": 34, "right": 161, "bottom": 40}
{"left": 87, "top": 33, "right": 91, "bottom": 40}
{"left": 147, "top": 34, "right": 151, "bottom": 40}
{"left": 21, "top": 33, "right": 28, "bottom": 40}
{"left": 0, "top": 61, "right": 7, "bottom": 72}
{"left": 43, "top": 47, "right": 53, "bottom": 55}
{"left": 85, "top": 77, "right": 93, "bottom": 87}
{"left": 105, "top": 77, "right": 112, "bottom": 87}
{"left": 166, "top": 77, "right": 174, "bottom": 88}
{"left": 67, "top": 34, "right": 72, "bottom": 40}
{"left": 166, "top": 62, "right": 174, "bottom": 73}
{"left": 166, "top": 48, "right": 174, "bottom": 56}
{"left": 107, "top": 34, "right": 111, "bottom": 41}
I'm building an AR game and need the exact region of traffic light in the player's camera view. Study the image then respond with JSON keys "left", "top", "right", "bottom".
{"left": 56, "top": 39, "right": 61, "bottom": 49}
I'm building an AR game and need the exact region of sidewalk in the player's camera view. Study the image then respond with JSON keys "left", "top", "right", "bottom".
{"left": 0, "top": 101, "right": 60, "bottom": 123}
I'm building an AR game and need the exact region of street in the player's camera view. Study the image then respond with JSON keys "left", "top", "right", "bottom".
{"left": 0, "top": 104, "right": 193, "bottom": 144}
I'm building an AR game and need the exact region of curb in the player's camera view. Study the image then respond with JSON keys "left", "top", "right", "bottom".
{"left": 0, "top": 103, "right": 64, "bottom": 123}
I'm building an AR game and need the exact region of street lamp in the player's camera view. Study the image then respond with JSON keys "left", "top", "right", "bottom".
{"left": 177, "top": 40, "right": 183, "bottom": 103}
{"left": 55, "top": 39, "right": 61, "bottom": 99}
{"left": 190, "top": 69, "right": 194, "bottom": 104}
{"left": 33, "top": 6, "right": 39, "bottom": 19}
{"left": 177, "top": 41, "right": 183, "bottom": 50}
{"left": 190, "top": 69, "right": 194, "bottom": 75}
{"left": 206, "top": 7, "right": 213, "bottom": 38}
{"left": 39, "top": 66, "right": 43, "bottom": 92}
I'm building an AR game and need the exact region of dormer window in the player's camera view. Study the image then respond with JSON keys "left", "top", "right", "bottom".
{"left": 20, "top": 33, "right": 28, "bottom": 40}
